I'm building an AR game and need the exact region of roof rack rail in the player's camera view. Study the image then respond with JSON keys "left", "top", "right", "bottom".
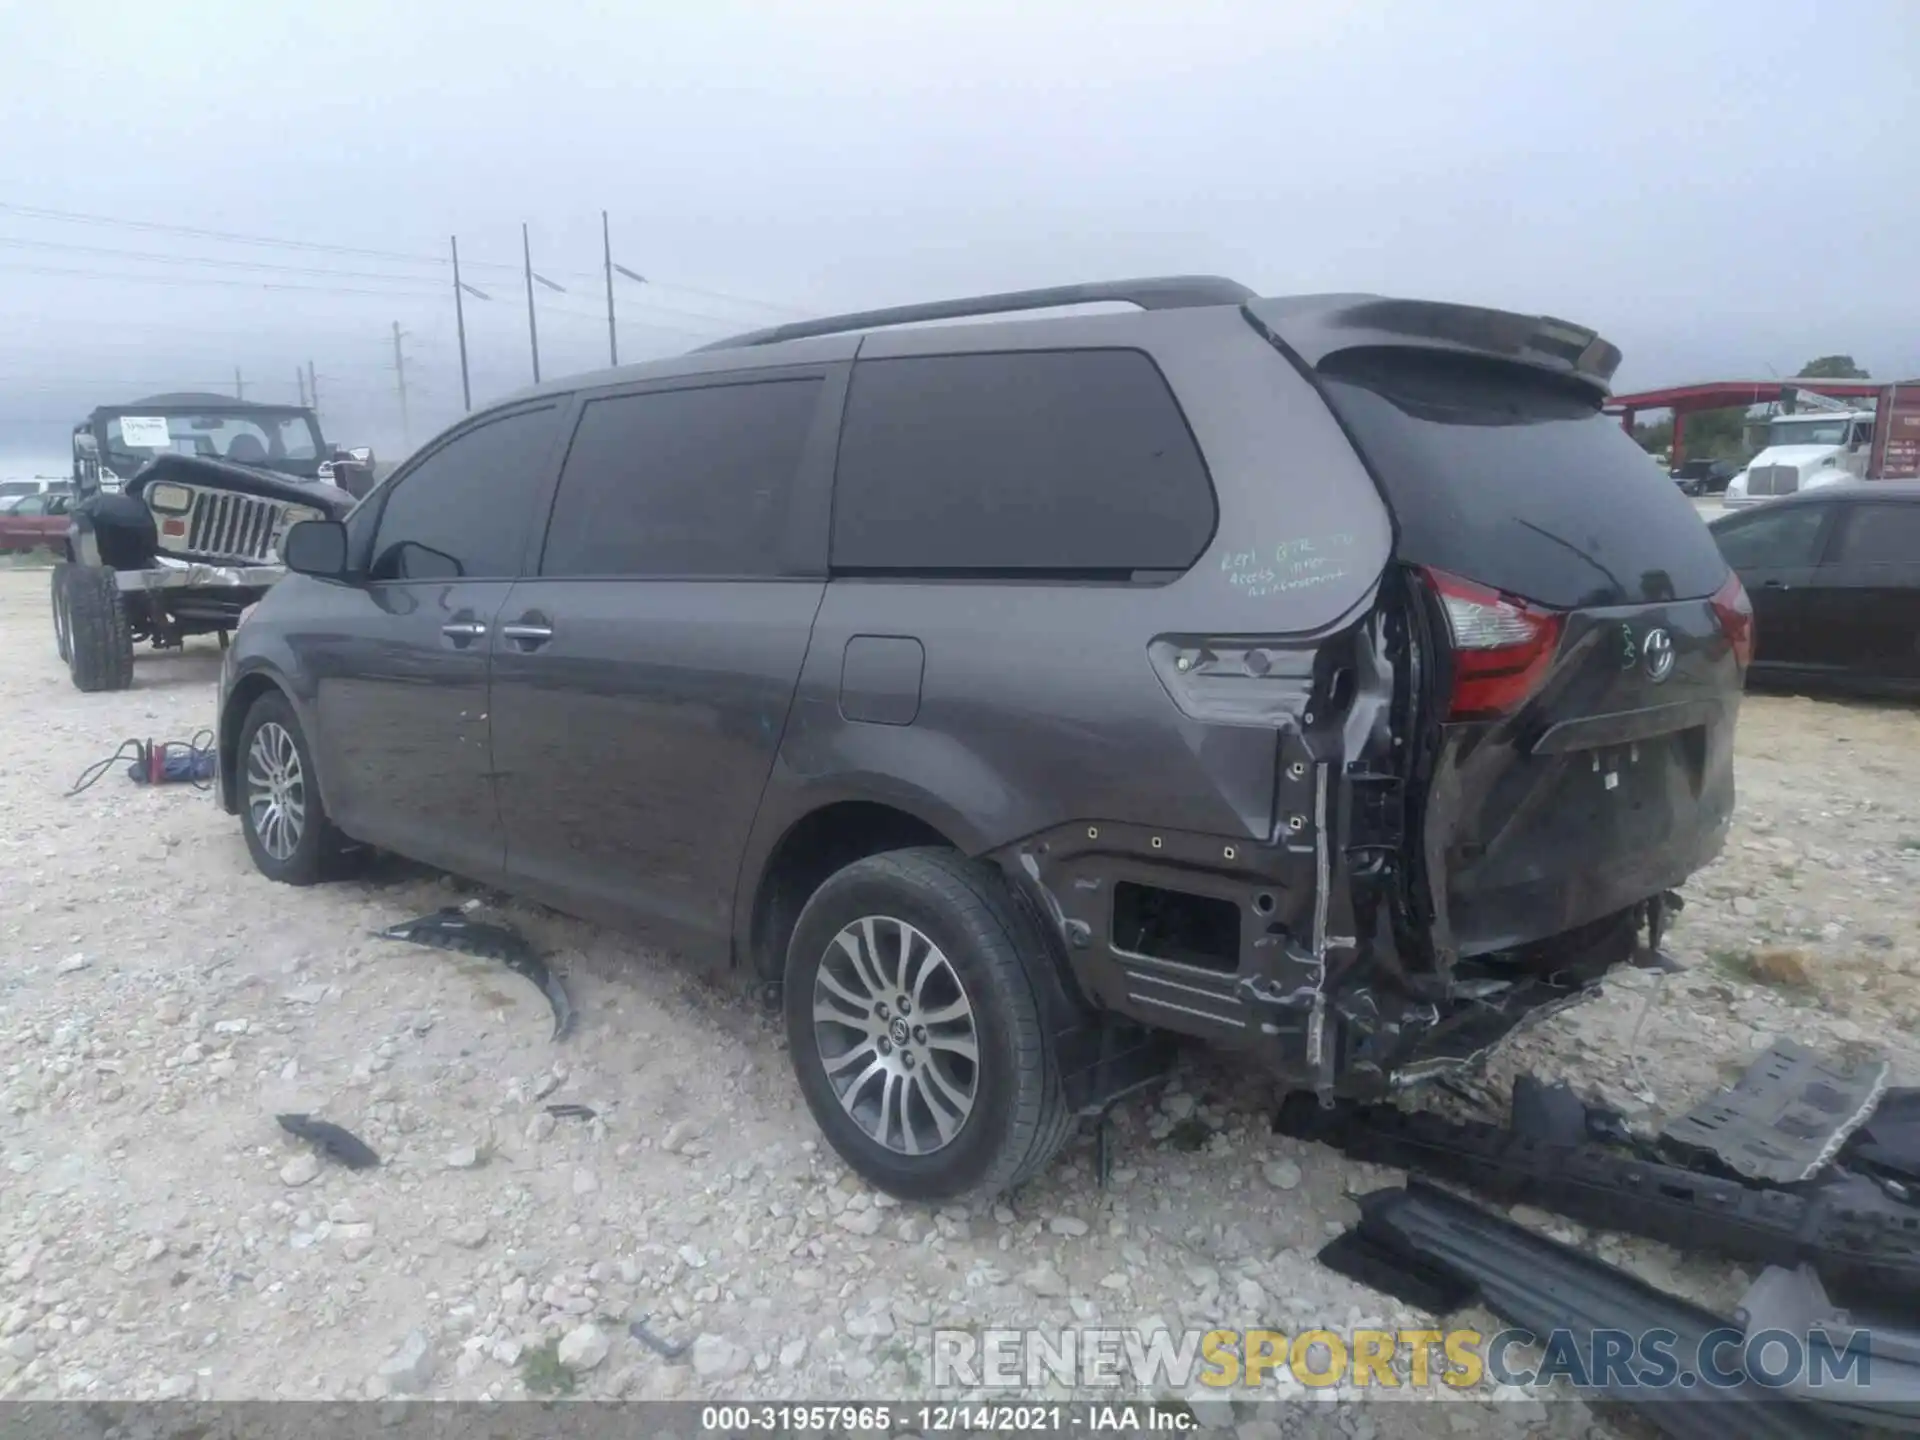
{"left": 693, "top": 275, "right": 1257, "bottom": 352}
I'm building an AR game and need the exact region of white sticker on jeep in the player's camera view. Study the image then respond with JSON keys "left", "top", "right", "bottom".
{"left": 119, "top": 416, "right": 172, "bottom": 447}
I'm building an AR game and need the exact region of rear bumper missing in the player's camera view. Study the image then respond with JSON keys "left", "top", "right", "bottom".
{"left": 997, "top": 815, "right": 1635, "bottom": 1100}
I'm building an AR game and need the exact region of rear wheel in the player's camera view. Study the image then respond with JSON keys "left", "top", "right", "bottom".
{"left": 236, "top": 691, "right": 353, "bottom": 885}
{"left": 50, "top": 563, "right": 72, "bottom": 664}
{"left": 65, "top": 565, "right": 133, "bottom": 693}
{"left": 783, "top": 848, "right": 1071, "bottom": 1202}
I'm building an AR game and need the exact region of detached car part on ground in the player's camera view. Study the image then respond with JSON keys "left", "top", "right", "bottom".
{"left": 54, "top": 453, "right": 356, "bottom": 693}
{"left": 213, "top": 277, "right": 1753, "bottom": 1202}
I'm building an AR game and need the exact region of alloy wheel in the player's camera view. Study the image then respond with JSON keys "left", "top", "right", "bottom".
{"left": 245, "top": 721, "right": 306, "bottom": 862}
{"left": 811, "top": 915, "right": 980, "bottom": 1155}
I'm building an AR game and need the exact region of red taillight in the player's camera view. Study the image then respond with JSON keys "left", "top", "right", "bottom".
{"left": 1423, "top": 567, "right": 1564, "bottom": 721}
{"left": 1710, "top": 571, "right": 1754, "bottom": 670}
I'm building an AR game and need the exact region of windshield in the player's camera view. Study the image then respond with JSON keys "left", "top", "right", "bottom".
{"left": 1765, "top": 418, "right": 1849, "bottom": 449}
{"left": 97, "top": 409, "right": 325, "bottom": 474}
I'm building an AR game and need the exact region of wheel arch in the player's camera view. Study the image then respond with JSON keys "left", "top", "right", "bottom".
{"left": 219, "top": 667, "right": 330, "bottom": 817}
{"left": 740, "top": 797, "right": 959, "bottom": 981}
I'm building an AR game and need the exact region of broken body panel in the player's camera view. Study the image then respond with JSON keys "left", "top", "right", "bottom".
{"left": 972, "top": 298, "right": 1743, "bottom": 1098}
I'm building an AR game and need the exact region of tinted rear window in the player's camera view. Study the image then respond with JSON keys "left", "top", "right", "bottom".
{"left": 1829, "top": 501, "right": 1920, "bottom": 566}
{"left": 831, "top": 349, "right": 1215, "bottom": 575}
{"left": 1316, "top": 350, "right": 1729, "bottom": 608}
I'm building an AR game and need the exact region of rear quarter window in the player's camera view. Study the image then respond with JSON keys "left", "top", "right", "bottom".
{"left": 1827, "top": 501, "right": 1920, "bottom": 566}
{"left": 1316, "top": 350, "right": 1730, "bottom": 608}
{"left": 830, "top": 349, "right": 1215, "bottom": 576}
{"left": 1712, "top": 504, "right": 1830, "bottom": 569}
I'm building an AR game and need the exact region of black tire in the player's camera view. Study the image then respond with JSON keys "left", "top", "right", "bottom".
{"left": 784, "top": 847, "right": 1071, "bottom": 1202}
{"left": 235, "top": 690, "right": 353, "bottom": 886}
{"left": 65, "top": 565, "right": 133, "bottom": 693}
{"left": 50, "top": 562, "right": 72, "bottom": 665}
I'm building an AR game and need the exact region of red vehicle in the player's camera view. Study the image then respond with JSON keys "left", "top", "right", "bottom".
{"left": 0, "top": 490, "right": 73, "bottom": 553}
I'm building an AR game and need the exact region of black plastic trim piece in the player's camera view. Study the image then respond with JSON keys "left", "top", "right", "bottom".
{"left": 1337, "top": 1181, "right": 1854, "bottom": 1440}
{"left": 1277, "top": 1095, "right": 1920, "bottom": 1309}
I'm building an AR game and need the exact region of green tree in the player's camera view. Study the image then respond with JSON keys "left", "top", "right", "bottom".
{"left": 1797, "top": 355, "right": 1870, "bottom": 379}
{"left": 1677, "top": 406, "right": 1752, "bottom": 461}
{"left": 1634, "top": 418, "right": 1673, "bottom": 455}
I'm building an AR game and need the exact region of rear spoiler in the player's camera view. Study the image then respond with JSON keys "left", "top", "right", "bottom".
{"left": 1243, "top": 294, "right": 1622, "bottom": 399}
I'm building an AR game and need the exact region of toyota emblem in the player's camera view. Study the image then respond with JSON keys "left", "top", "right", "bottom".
{"left": 1642, "top": 627, "right": 1675, "bottom": 683}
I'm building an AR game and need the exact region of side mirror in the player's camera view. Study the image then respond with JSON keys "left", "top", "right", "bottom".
{"left": 283, "top": 519, "right": 351, "bottom": 578}
{"left": 349, "top": 446, "right": 373, "bottom": 464}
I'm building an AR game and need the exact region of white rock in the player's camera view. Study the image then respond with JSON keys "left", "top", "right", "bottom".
{"left": 154, "top": 996, "right": 185, "bottom": 1025}
{"left": 845, "top": 1307, "right": 894, "bottom": 1340}
{"left": 557, "top": 1324, "right": 609, "bottom": 1372}
{"left": 662, "top": 1120, "right": 703, "bottom": 1154}
{"left": 834, "top": 1208, "right": 884, "bottom": 1237}
{"left": 1020, "top": 1264, "right": 1069, "bottom": 1298}
{"left": 1048, "top": 1216, "right": 1090, "bottom": 1237}
{"left": 1262, "top": 1159, "right": 1302, "bottom": 1191}
{"left": 280, "top": 1154, "right": 321, "bottom": 1187}
{"left": 376, "top": 1329, "right": 436, "bottom": 1394}
{"left": 450, "top": 1221, "right": 490, "bottom": 1250}
{"left": 57, "top": 954, "right": 89, "bottom": 975}
{"left": 779, "top": 1338, "right": 807, "bottom": 1369}
{"left": 445, "top": 1146, "right": 481, "bottom": 1170}
{"left": 691, "top": 1334, "right": 750, "bottom": 1381}
{"left": 572, "top": 1168, "right": 598, "bottom": 1196}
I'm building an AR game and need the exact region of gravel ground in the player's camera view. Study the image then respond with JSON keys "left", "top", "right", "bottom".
{"left": 2, "top": 563, "right": 1917, "bottom": 1435}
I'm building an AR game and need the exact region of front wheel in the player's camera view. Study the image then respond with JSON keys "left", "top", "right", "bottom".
{"left": 783, "top": 848, "right": 1072, "bottom": 1202}
{"left": 65, "top": 565, "right": 133, "bottom": 692}
{"left": 236, "top": 691, "right": 354, "bottom": 885}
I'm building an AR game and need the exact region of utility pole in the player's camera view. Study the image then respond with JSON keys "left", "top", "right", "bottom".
{"left": 297, "top": 368, "right": 308, "bottom": 407}
{"left": 522, "top": 222, "right": 541, "bottom": 383}
{"left": 234, "top": 367, "right": 245, "bottom": 400}
{"left": 307, "top": 360, "right": 319, "bottom": 415}
{"left": 602, "top": 210, "right": 618, "bottom": 367}
{"left": 392, "top": 322, "right": 410, "bottom": 452}
{"left": 451, "top": 234, "right": 473, "bottom": 412}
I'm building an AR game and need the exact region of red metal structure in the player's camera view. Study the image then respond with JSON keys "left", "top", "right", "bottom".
{"left": 1604, "top": 379, "right": 1882, "bottom": 465}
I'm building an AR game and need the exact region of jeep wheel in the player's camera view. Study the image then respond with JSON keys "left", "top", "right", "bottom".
{"left": 237, "top": 691, "right": 352, "bottom": 886}
{"left": 784, "top": 848, "right": 1072, "bottom": 1202}
{"left": 50, "top": 562, "right": 73, "bottom": 664}
{"left": 65, "top": 565, "right": 133, "bottom": 693}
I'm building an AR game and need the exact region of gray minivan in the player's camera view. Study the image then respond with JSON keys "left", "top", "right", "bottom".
{"left": 216, "top": 277, "right": 1751, "bottom": 1200}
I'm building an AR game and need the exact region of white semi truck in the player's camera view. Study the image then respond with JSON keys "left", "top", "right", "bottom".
{"left": 1723, "top": 383, "right": 1920, "bottom": 507}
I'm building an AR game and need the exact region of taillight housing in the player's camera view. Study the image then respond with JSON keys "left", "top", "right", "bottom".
{"left": 1710, "top": 571, "right": 1754, "bottom": 670}
{"left": 1423, "top": 567, "right": 1565, "bottom": 721}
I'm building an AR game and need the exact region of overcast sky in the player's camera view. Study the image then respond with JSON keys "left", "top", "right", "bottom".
{"left": 2, "top": 0, "right": 1915, "bottom": 472}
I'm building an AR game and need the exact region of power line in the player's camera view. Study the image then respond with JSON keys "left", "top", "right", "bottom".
{"left": 0, "top": 234, "right": 481, "bottom": 287}
{"left": 0, "top": 262, "right": 454, "bottom": 300}
{"left": 0, "top": 200, "right": 807, "bottom": 315}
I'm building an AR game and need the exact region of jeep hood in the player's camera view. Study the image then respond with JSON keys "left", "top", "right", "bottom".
{"left": 126, "top": 453, "right": 357, "bottom": 518}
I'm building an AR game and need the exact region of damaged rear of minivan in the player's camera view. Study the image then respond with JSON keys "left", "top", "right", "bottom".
{"left": 1254, "top": 298, "right": 1748, "bottom": 1091}
{"left": 1012, "top": 294, "right": 1749, "bottom": 1108}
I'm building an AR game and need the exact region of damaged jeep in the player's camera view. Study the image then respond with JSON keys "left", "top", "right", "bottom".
{"left": 56, "top": 393, "right": 360, "bottom": 692}
{"left": 215, "top": 278, "right": 1751, "bottom": 1200}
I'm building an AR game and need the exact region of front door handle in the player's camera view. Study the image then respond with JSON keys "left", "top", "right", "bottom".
{"left": 1763, "top": 580, "right": 1789, "bottom": 590}
{"left": 441, "top": 619, "right": 488, "bottom": 647}
{"left": 501, "top": 613, "right": 554, "bottom": 651}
